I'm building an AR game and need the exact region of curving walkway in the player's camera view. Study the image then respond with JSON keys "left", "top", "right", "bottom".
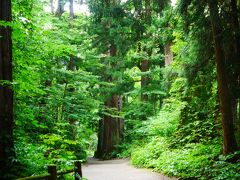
{"left": 82, "top": 158, "right": 177, "bottom": 180}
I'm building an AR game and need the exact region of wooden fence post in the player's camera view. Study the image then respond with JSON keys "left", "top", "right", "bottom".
{"left": 48, "top": 164, "right": 57, "bottom": 180}
{"left": 74, "top": 161, "right": 82, "bottom": 180}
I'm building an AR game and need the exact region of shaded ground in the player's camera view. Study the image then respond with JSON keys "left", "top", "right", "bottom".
{"left": 82, "top": 158, "right": 177, "bottom": 180}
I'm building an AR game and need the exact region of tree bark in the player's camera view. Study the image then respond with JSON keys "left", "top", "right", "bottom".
{"left": 237, "top": 98, "right": 240, "bottom": 145}
{"left": 164, "top": 42, "right": 173, "bottom": 65}
{"left": 230, "top": 0, "right": 240, "bottom": 58}
{"left": 230, "top": 0, "right": 240, "bottom": 146}
{"left": 0, "top": 0, "right": 15, "bottom": 175}
{"left": 70, "top": 0, "right": 74, "bottom": 18}
{"left": 137, "top": 42, "right": 150, "bottom": 102}
{"left": 50, "top": 0, "right": 54, "bottom": 14}
{"left": 56, "top": 0, "right": 64, "bottom": 16}
{"left": 95, "top": 96, "right": 123, "bottom": 159}
{"left": 208, "top": 0, "right": 238, "bottom": 154}
{"left": 78, "top": 0, "right": 84, "bottom": 5}
{"left": 141, "top": 59, "right": 149, "bottom": 101}
{"left": 95, "top": 44, "right": 123, "bottom": 159}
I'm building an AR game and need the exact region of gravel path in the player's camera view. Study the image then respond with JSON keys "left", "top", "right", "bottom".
{"left": 82, "top": 158, "right": 177, "bottom": 180}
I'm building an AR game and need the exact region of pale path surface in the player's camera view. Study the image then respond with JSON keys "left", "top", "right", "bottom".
{"left": 82, "top": 158, "right": 177, "bottom": 180}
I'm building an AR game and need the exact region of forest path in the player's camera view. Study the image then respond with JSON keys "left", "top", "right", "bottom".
{"left": 82, "top": 157, "right": 177, "bottom": 180}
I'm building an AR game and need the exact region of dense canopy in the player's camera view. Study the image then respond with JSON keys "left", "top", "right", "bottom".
{"left": 0, "top": 0, "right": 240, "bottom": 179}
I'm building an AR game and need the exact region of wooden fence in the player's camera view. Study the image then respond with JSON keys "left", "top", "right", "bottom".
{"left": 16, "top": 161, "right": 82, "bottom": 180}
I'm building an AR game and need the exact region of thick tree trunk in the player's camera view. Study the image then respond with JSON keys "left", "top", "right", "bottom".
{"left": 230, "top": 0, "right": 240, "bottom": 146}
{"left": 164, "top": 42, "right": 173, "bottom": 65}
{"left": 0, "top": 0, "right": 15, "bottom": 175}
{"left": 56, "top": 0, "right": 64, "bottom": 16}
{"left": 70, "top": 0, "right": 74, "bottom": 18}
{"left": 78, "top": 0, "right": 84, "bottom": 5}
{"left": 140, "top": 0, "right": 152, "bottom": 102}
{"left": 95, "top": 44, "right": 123, "bottom": 159}
{"left": 50, "top": 0, "right": 54, "bottom": 14}
{"left": 208, "top": 0, "right": 238, "bottom": 154}
{"left": 95, "top": 96, "right": 123, "bottom": 158}
{"left": 138, "top": 42, "right": 150, "bottom": 101}
{"left": 237, "top": 99, "right": 240, "bottom": 145}
{"left": 230, "top": 0, "right": 240, "bottom": 57}
{"left": 141, "top": 59, "right": 149, "bottom": 101}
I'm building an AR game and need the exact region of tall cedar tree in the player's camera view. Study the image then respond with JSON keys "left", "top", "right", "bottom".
{"left": 95, "top": 44, "right": 124, "bottom": 158}
{"left": 207, "top": 0, "right": 238, "bottom": 154}
{"left": 0, "top": 0, "right": 15, "bottom": 174}
{"left": 180, "top": 0, "right": 239, "bottom": 154}
{"left": 94, "top": 0, "right": 124, "bottom": 159}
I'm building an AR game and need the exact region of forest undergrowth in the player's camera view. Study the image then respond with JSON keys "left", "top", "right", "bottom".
{"left": 120, "top": 61, "right": 240, "bottom": 179}
{"left": 1, "top": 0, "right": 240, "bottom": 179}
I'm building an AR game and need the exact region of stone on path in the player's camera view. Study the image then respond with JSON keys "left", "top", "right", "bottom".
{"left": 82, "top": 158, "right": 177, "bottom": 180}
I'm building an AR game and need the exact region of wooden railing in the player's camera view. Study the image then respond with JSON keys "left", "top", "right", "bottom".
{"left": 16, "top": 161, "right": 83, "bottom": 180}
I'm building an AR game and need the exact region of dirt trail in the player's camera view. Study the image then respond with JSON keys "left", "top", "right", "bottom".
{"left": 82, "top": 158, "right": 177, "bottom": 180}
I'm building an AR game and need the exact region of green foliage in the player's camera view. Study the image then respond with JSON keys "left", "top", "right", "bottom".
{"left": 202, "top": 152, "right": 240, "bottom": 180}
{"left": 15, "top": 141, "right": 50, "bottom": 176}
{"left": 12, "top": 0, "right": 101, "bottom": 177}
{"left": 131, "top": 137, "right": 169, "bottom": 168}
{"left": 129, "top": 94, "right": 239, "bottom": 179}
{"left": 126, "top": 2, "right": 240, "bottom": 179}
{"left": 10, "top": 0, "right": 240, "bottom": 179}
{"left": 132, "top": 139, "right": 222, "bottom": 178}
{"left": 155, "top": 142, "right": 221, "bottom": 178}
